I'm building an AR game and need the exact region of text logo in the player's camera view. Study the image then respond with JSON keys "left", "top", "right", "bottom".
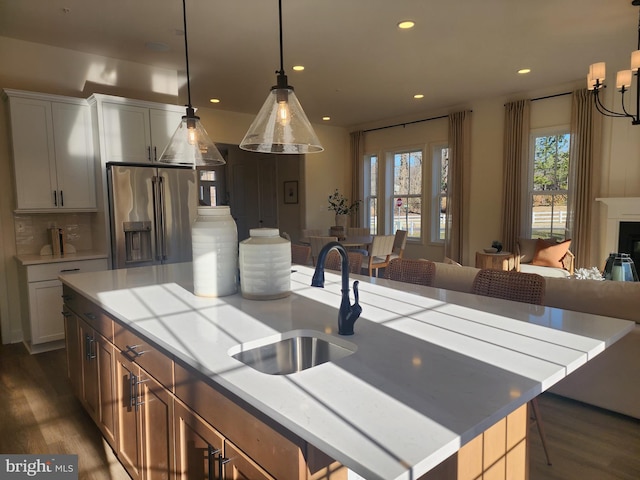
{"left": 1, "top": 455, "right": 77, "bottom": 480}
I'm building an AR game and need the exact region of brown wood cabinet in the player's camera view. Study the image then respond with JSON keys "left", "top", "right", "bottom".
{"left": 63, "top": 285, "right": 345, "bottom": 480}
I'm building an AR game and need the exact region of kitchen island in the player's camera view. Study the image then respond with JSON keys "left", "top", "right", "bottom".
{"left": 59, "top": 262, "right": 634, "bottom": 480}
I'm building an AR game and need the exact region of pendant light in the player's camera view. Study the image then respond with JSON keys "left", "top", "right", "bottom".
{"left": 158, "top": 0, "right": 225, "bottom": 166}
{"left": 239, "top": 0, "right": 323, "bottom": 154}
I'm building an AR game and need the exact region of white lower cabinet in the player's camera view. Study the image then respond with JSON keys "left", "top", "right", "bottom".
{"left": 19, "top": 258, "right": 108, "bottom": 353}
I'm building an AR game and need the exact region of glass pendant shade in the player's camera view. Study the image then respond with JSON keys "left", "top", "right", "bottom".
{"left": 159, "top": 108, "right": 226, "bottom": 166}
{"left": 240, "top": 86, "right": 324, "bottom": 154}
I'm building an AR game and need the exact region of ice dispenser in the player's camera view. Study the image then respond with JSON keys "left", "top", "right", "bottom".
{"left": 124, "top": 221, "right": 152, "bottom": 264}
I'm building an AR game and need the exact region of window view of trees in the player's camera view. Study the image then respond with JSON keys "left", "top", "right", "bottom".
{"left": 434, "top": 146, "right": 449, "bottom": 241}
{"left": 367, "top": 155, "right": 378, "bottom": 234}
{"left": 393, "top": 150, "right": 422, "bottom": 238}
{"left": 530, "top": 133, "right": 570, "bottom": 239}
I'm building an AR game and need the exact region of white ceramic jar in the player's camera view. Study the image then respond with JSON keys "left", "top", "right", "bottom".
{"left": 239, "top": 228, "right": 291, "bottom": 300}
{"left": 191, "top": 206, "right": 238, "bottom": 297}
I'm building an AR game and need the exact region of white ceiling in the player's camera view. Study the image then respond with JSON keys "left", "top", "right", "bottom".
{"left": 0, "top": 0, "right": 638, "bottom": 128}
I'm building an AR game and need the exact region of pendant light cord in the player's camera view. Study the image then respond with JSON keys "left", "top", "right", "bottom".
{"left": 278, "top": 0, "right": 284, "bottom": 75}
{"left": 182, "top": 0, "right": 192, "bottom": 108}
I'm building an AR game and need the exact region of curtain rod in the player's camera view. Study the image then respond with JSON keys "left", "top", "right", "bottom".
{"left": 531, "top": 91, "right": 572, "bottom": 102}
{"left": 363, "top": 114, "right": 450, "bottom": 133}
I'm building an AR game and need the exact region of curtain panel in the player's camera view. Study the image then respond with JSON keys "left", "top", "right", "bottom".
{"left": 568, "top": 89, "right": 601, "bottom": 268}
{"left": 445, "top": 111, "right": 472, "bottom": 264}
{"left": 350, "top": 131, "right": 364, "bottom": 227}
{"left": 500, "top": 100, "right": 530, "bottom": 253}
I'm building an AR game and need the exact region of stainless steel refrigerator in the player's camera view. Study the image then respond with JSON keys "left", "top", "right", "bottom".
{"left": 107, "top": 162, "right": 198, "bottom": 269}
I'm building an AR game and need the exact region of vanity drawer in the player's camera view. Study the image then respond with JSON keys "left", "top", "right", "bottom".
{"left": 114, "top": 324, "right": 174, "bottom": 390}
{"left": 27, "top": 258, "right": 108, "bottom": 282}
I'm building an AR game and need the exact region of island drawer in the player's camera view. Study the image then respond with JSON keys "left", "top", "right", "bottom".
{"left": 62, "top": 285, "right": 113, "bottom": 341}
{"left": 114, "top": 324, "right": 174, "bottom": 390}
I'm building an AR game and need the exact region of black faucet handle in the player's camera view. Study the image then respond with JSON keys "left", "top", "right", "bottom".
{"left": 349, "top": 280, "right": 362, "bottom": 320}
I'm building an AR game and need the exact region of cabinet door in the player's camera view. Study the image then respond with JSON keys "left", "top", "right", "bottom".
{"left": 174, "top": 401, "right": 225, "bottom": 480}
{"left": 28, "top": 279, "right": 64, "bottom": 344}
{"left": 8, "top": 97, "right": 57, "bottom": 209}
{"left": 103, "top": 103, "right": 152, "bottom": 163}
{"left": 140, "top": 371, "right": 174, "bottom": 480}
{"left": 63, "top": 308, "right": 82, "bottom": 397}
{"left": 149, "top": 108, "right": 183, "bottom": 162}
{"left": 51, "top": 102, "right": 96, "bottom": 209}
{"left": 115, "top": 355, "right": 143, "bottom": 480}
{"left": 223, "top": 441, "right": 275, "bottom": 480}
{"left": 96, "top": 334, "right": 117, "bottom": 449}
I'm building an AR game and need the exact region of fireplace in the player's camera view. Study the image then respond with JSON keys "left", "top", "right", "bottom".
{"left": 596, "top": 197, "right": 640, "bottom": 268}
{"left": 618, "top": 221, "right": 640, "bottom": 268}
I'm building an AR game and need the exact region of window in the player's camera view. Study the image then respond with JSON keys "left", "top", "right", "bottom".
{"left": 432, "top": 145, "right": 449, "bottom": 242}
{"left": 364, "top": 154, "right": 378, "bottom": 234}
{"left": 528, "top": 131, "right": 570, "bottom": 240}
{"left": 198, "top": 168, "right": 226, "bottom": 206}
{"left": 393, "top": 150, "right": 422, "bottom": 239}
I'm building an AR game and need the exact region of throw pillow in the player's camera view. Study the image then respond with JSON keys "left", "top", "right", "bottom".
{"left": 518, "top": 238, "right": 539, "bottom": 263}
{"left": 443, "top": 256, "right": 462, "bottom": 267}
{"left": 532, "top": 239, "right": 572, "bottom": 269}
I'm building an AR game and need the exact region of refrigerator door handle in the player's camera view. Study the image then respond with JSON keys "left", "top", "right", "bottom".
{"left": 152, "top": 176, "right": 163, "bottom": 262}
{"left": 158, "top": 175, "right": 168, "bottom": 260}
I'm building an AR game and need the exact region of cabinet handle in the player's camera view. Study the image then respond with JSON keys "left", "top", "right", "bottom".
{"left": 130, "top": 373, "right": 148, "bottom": 411}
{"left": 62, "top": 294, "right": 73, "bottom": 301}
{"left": 53, "top": 190, "right": 57, "bottom": 206}
{"left": 60, "top": 268, "right": 80, "bottom": 273}
{"left": 85, "top": 334, "right": 96, "bottom": 360}
{"left": 125, "top": 344, "right": 148, "bottom": 357}
{"left": 84, "top": 312, "right": 97, "bottom": 320}
{"left": 153, "top": 146, "right": 157, "bottom": 161}
{"left": 147, "top": 146, "right": 152, "bottom": 161}
{"left": 217, "top": 456, "right": 230, "bottom": 479}
{"left": 61, "top": 311, "right": 71, "bottom": 318}
{"left": 208, "top": 447, "right": 221, "bottom": 480}
{"left": 60, "top": 190, "right": 64, "bottom": 207}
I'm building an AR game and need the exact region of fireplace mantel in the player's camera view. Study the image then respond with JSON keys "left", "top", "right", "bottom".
{"left": 596, "top": 197, "right": 640, "bottom": 256}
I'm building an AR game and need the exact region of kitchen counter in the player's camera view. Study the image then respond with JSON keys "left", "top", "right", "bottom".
{"left": 59, "top": 262, "right": 634, "bottom": 480}
{"left": 16, "top": 250, "right": 108, "bottom": 266}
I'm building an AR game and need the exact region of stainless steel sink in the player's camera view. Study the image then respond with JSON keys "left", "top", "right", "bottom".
{"left": 228, "top": 329, "right": 357, "bottom": 375}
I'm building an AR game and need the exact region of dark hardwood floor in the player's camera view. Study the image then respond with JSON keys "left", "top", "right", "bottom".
{"left": 0, "top": 342, "right": 638, "bottom": 479}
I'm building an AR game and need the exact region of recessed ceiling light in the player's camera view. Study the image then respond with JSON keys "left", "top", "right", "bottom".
{"left": 292, "top": 65, "right": 305, "bottom": 71}
{"left": 414, "top": 94, "right": 424, "bottom": 99}
{"left": 322, "top": 116, "right": 331, "bottom": 121}
{"left": 518, "top": 68, "right": 531, "bottom": 75}
{"left": 209, "top": 98, "right": 220, "bottom": 104}
{"left": 398, "top": 20, "right": 415, "bottom": 29}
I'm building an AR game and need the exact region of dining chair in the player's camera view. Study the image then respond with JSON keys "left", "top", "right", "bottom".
{"left": 390, "top": 230, "right": 408, "bottom": 260}
{"left": 291, "top": 244, "right": 312, "bottom": 266}
{"left": 471, "top": 269, "right": 551, "bottom": 466}
{"left": 361, "top": 235, "right": 395, "bottom": 277}
{"left": 325, "top": 250, "right": 364, "bottom": 274}
{"left": 300, "top": 229, "right": 324, "bottom": 245}
{"left": 383, "top": 258, "right": 436, "bottom": 286}
{"left": 308, "top": 236, "right": 338, "bottom": 266}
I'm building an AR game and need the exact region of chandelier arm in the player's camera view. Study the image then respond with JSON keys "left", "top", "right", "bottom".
{"left": 619, "top": 88, "right": 635, "bottom": 118}
{"left": 593, "top": 89, "right": 628, "bottom": 117}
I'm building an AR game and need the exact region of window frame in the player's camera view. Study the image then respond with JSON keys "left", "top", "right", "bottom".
{"left": 363, "top": 153, "right": 379, "bottom": 234}
{"left": 430, "top": 144, "right": 449, "bottom": 244}
{"left": 525, "top": 126, "right": 571, "bottom": 239}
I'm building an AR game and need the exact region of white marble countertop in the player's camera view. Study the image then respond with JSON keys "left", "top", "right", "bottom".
{"left": 59, "top": 263, "right": 634, "bottom": 480}
{"left": 16, "top": 250, "right": 108, "bottom": 266}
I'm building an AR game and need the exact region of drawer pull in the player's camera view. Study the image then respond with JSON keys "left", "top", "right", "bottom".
{"left": 61, "top": 294, "right": 72, "bottom": 301}
{"left": 60, "top": 268, "right": 80, "bottom": 273}
{"left": 125, "top": 344, "right": 148, "bottom": 357}
{"left": 85, "top": 334, "right": 96, "bottom": 360}
{"left": 84, "top": 312, "right": 97, "bottom": 320}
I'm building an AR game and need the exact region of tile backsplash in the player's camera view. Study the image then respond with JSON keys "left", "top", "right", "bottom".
{"left": 14, "top": 213, "right": 95, "bottom": 255}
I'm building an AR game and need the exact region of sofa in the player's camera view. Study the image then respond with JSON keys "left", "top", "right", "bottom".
{"left": 516, "top": 237, "right": 575, "bottom": 277}
{"left": 428, "top": 262, "right": 640, "bottom": 419}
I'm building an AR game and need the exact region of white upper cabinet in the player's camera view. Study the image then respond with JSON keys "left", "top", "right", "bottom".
{"left": 5, "top": 90, "right": 96, "bottom": 212}
{"left": 98, "top": 99, "right": 183, "bottom": 163}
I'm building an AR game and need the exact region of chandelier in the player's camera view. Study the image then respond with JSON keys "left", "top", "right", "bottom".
{"left": 587, "top": 0, "right": 640, "bottom": 125}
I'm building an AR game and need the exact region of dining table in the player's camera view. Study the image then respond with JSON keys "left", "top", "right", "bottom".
{"left": 339, "top": 235, "right": 373, "bottom": 248}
